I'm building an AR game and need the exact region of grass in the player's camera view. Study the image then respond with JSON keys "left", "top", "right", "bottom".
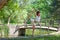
{"left": 2, "top": 35, "right": 60, "bottom": 40}
{"left": 30, "top": 35, "right": 60, "bottom": 40}
{"left": 26, "top": 29, "right": 55, "bottom": 36}
{"left": 0, "top": 25, "right": 9, "bottom": 37}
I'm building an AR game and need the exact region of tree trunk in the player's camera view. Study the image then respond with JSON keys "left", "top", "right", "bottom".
{"left": 7, "top": 13, "right": 13, "bottom": 25}
{"left": 7, "top": 17, "right": 10, "bottom": 25}
{"left": 0, "top": 0, "right": 7, "bottom": 9}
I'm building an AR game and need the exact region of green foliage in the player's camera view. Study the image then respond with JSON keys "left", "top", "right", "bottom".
{"left": 0, "top": 25, "right": 9, "bottom": 37}
{"left": 31, "top": 0, "right": 55, "bottom": 19}
{"left": 25, "top": 0, "right": 55, "bottom": 19}
{"left": 0, "top": 0, "right": 20, "bottom": 23}
{"left": 0, "top": 0, "right": 57, "bottom": 24}
{"left": 26, "top": 19, "right": 31, "bottom": 24}
{"left": 4, "top": 35, "right": 60, "bottom": 40}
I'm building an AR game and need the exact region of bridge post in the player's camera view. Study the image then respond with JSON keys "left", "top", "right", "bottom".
{"left": 58, "top": 24, "right": 60, "bottom": 31}
{"left": 57, "top": 19, "right": 60, "bottom": 31}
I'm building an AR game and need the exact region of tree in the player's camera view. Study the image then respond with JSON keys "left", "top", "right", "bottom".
{"left": 0, "top": 0, "right": 57, "bottom": 24}
{"left": 25, "top": 0, "right": 55, "bottom": 19}
{"left": 0, "top": 0, "right": 20, "bottom": 24}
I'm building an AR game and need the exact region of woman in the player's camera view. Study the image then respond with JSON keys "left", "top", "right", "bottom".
{"left": 35, "top": 11, "right": 40, "bottom": 22}
{"left": 31, "top": 11, "right": 41, "bottom": 23}
{"left": 31, "top": 11, "right": 41, "bottom": 36}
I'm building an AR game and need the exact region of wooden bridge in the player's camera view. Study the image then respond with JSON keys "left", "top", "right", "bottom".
{"left": 16, "top": 24, "right": 58, "bottom": 31}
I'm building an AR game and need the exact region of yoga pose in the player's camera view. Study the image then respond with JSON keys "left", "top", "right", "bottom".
{"left": 31, "top": 11, "right": 41, "bottom": 36}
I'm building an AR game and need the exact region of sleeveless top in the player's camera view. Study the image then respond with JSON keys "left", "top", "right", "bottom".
{"left": 35, "top": 16, "right": 40, "bottom": 22}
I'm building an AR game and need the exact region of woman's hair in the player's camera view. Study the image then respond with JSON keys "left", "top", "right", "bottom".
{"left": 36, "top": 11, "right": 40, "bottom": 16}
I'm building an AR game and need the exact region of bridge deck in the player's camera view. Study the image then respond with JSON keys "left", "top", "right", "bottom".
{"left": 18, "top": 26, "right": 58, "bottom": 31}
